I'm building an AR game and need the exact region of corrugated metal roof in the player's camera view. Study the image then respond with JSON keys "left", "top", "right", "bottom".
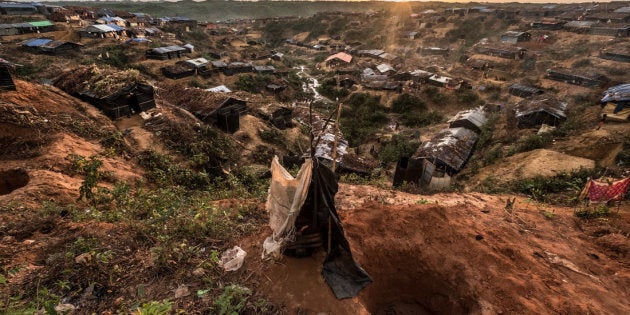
{"left": 448, "top": 108, "right": 487, "bottom": 131}
{"left": 362, "top": 68, "right": 375, "bottom": 76}
{"left": 376, "top": 63, "right": 394, "bottom": 73}
{"left": 22, "top": 38, "right": 53, "bottom": 47}
{"left": 414, "top": 127, "right": 479, "bottom": 172}
{"left": 105, "top": 24, "right": 125, "bottom": 31}
{"left": 185, "top": 57, "right": 208, "bottom": 67}
{"left": 0, "top": 3, "right": 37, "bottom": 9}
{"left": 502, "top": 31, "right": 528, "bottom": 37}
{"left": 211, "top": 60, "right": 227, "bottom": 68}
{"left": 564, "top": 20, "right": 597, "bottom": 28}
{"left": 508, "top": 83, "right": 544, "bottom": 95}
{"left": 410, "top": 69, "right": 433, "bottom": 77}
{"left": 207, "top": 85, "right": 232, "bottom": 93}
{"left": 254, "top": 65, "right": 275, "bottom": 72}
{"left": 601, "top": 83, "right": 630, "bottom": 103}
{"left": 86, "top": 24, "right": 117, "bottom": 32}
{"left": 515, "top": 96, "right": 567, "bottom": 120}
{"left": 152, "top": 45, "right": 186, "bottom": 54}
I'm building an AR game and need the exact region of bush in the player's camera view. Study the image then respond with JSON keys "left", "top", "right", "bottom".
{"left": 340, "top": 93, "right": 388, "bottom": 147}
{"left": 259, "top": 128, "right": 285, "bottom": 147}
{"left": 400, "top": 110, "right": 443, "bottom": 127}
{"left": 507, "top": 134, "right": 551, "bottom": 156}
{"left": 511, "top": 168, "right": 595, "bottom": 204}
{"left": 571, "top": 58, "right": 592, "bottom": 68}
{"left": 317, "top": 78, "right": 349, "bottom": 100}
{"left": 234, "top": 74, "right": 272, "bottom": 93}
{"left": 391, "top": 93, "right": 426, "bottom": 113}
{"left": 379, "top": 134, "right": 418, "bottom": 163}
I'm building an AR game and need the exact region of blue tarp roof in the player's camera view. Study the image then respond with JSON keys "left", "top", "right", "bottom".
{"left": 126, "top": 37, "right": 151, "bottom": 44}
{"left": 22, "top": 38, "right": 53, "bottom": 47}
{"left": 106, "top": 24, "right": 125, "bottom": 31}
{"left": 601, "top": 83, "right": 630, "bottom": 104}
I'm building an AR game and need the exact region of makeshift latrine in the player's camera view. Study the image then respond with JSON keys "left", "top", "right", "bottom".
{"left": 262, "top": 156, "right": 372, "bottom": 299}
{"left": 514, "top": 96, "right": 567, "bottom": 128}
{"left": 54, "top": 65, "right": 156, "bottom": 119}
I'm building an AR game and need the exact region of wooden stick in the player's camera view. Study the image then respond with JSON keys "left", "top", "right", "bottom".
{"left": 331, "top": 102, "right": 343, "bottom": 172}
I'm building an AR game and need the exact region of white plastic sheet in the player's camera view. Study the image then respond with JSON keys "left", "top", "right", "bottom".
{"left": 261, "top": 156, "right": 313, "bottom": 259}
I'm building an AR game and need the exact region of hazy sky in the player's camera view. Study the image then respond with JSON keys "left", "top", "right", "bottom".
{"left": 16, "top": 0, "right": 630, "bottom": 3}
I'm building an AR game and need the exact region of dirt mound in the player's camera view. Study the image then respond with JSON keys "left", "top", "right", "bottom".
{"left": 248, "top": 192, "right": 630, "bottom": 314}
{"left": 473, "top": 149, "right": 595, "bottom": 186}
{"left": 0, "top": 80, "right": 143, "bottom": 207}
{"left": 553, "top": 127, "right": 625, "bottom": 167}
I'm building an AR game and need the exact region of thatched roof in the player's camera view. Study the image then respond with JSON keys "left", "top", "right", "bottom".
{"left": 54, "top": 65, "right": 147, "bottom": 98}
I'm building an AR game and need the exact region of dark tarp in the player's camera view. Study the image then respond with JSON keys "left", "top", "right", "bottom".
{"left": 298, "top": 161, "right": 372, "bottom": 299}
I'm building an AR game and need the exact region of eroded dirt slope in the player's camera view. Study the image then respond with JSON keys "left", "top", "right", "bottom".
{"left": 246, "top": 189, "right": 629, "bottom": 314}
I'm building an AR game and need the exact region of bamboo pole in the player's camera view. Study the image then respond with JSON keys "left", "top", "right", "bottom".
{"left": 328, "top": 100, "right": 342, "bottom": 255}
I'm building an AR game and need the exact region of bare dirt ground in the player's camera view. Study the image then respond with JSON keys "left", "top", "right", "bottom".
{"left": 246, "top": 189, "right": 630, "bottom": 314}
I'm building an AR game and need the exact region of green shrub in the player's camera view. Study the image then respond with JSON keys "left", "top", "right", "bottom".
{"left": 511, "top": 168, "right": 595, "bottom": 204}
{"left": 259, "top": 128, "right": 285, "bottom": 147}
{"left": 379, "top": 134, "right": 418, "bottom": 163}
{"left": 400, "top": 110, "right": 443, "bottom": 127}
{"left": 571, "top": 58, "right": 592, "bottom": 68}
{"left": 234, "top": 74, "right": 272, "bottom": 93}
{"left": 574, "top": 203, "right": 610, "bottom": 218}
{"left": 340, "top": 93, "right": 388, "bottom": 147}
{"left": 391, "top": 93, "right": 426, "bottom": 113}
{"left": 317, "top": 78, "right": 349, "bottom": 100}
{"left": 214, "top": 284, "right": 251, "bottom": 315}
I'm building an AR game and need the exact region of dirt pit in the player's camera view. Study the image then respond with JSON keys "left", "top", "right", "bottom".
{"left": 0, "top": 169, "right": 29, "bottom": 195}
{"left": 362, "top": 249, "right": 479, "bottom": 315}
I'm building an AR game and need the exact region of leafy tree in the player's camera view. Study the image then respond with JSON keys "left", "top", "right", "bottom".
{"left": 391, "top": 93, "right": 426, "bottom": 113}
{"left": 317, "top": 78, "right": 349, "bottom": 100}
{"left": 340, "top": 93, "right": 388, "bottom": 147}
{"left": 379, "top": 134, "right": 418, "bottom": 163}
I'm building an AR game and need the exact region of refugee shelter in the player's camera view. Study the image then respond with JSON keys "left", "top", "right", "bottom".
{"left": 514, "top": 96, "right": 567, "bottom": 128}
{"left": 146, "top": 45, "right": 188, "bottom": 60}
{"left": 54, "top": 65, "right": 156, "bottom": 119}
{"left": 599, "top": 47, "right": 630, "bottom": 62}
{"left": 0, "top": 58, "right": 16, "bottom": 92}
{"left": 447, "top": 108, "right": 487, "bottom": 134}
{"left": 21, "top": 38, "right": 82, "bottom": 54}
{"left": 0, "top": 3, "right": 38, "bottom": 15}
{"left": 473, "top": 42, "right": 527, "bottom": 60}
{"left": 546, "top": 68, "right": 608, "bottom": 87}
{"left": 262, "top": 156, "right": 372, "bottom": 299}
{"left": 394, "top": 127, "right": 479, "bottom": 187}
{"left": 78, "top": 24, "right": 122, "bottom": 38}
{"left": 157, "top": 84, "right": 247, "bottom": 133}
{"left": 600, "top": 83, "right": 630, "bottom": 122}
{"left": 500, "top": 31, "right": 531, "bottom": 44}
{"left": 508, "top": 83, "right": 544, "bottom": 98}
{"left": 325, "top": 52, "right": 353, "bottom": 67}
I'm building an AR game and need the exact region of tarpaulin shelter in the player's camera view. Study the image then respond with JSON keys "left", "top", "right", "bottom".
{"left": 262, "top": 156, "right": 372, "bottom": 299}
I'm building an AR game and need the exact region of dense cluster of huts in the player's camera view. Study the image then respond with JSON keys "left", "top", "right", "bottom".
{"left": 1, "top": 1, "right": 629, "bottom": 187}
